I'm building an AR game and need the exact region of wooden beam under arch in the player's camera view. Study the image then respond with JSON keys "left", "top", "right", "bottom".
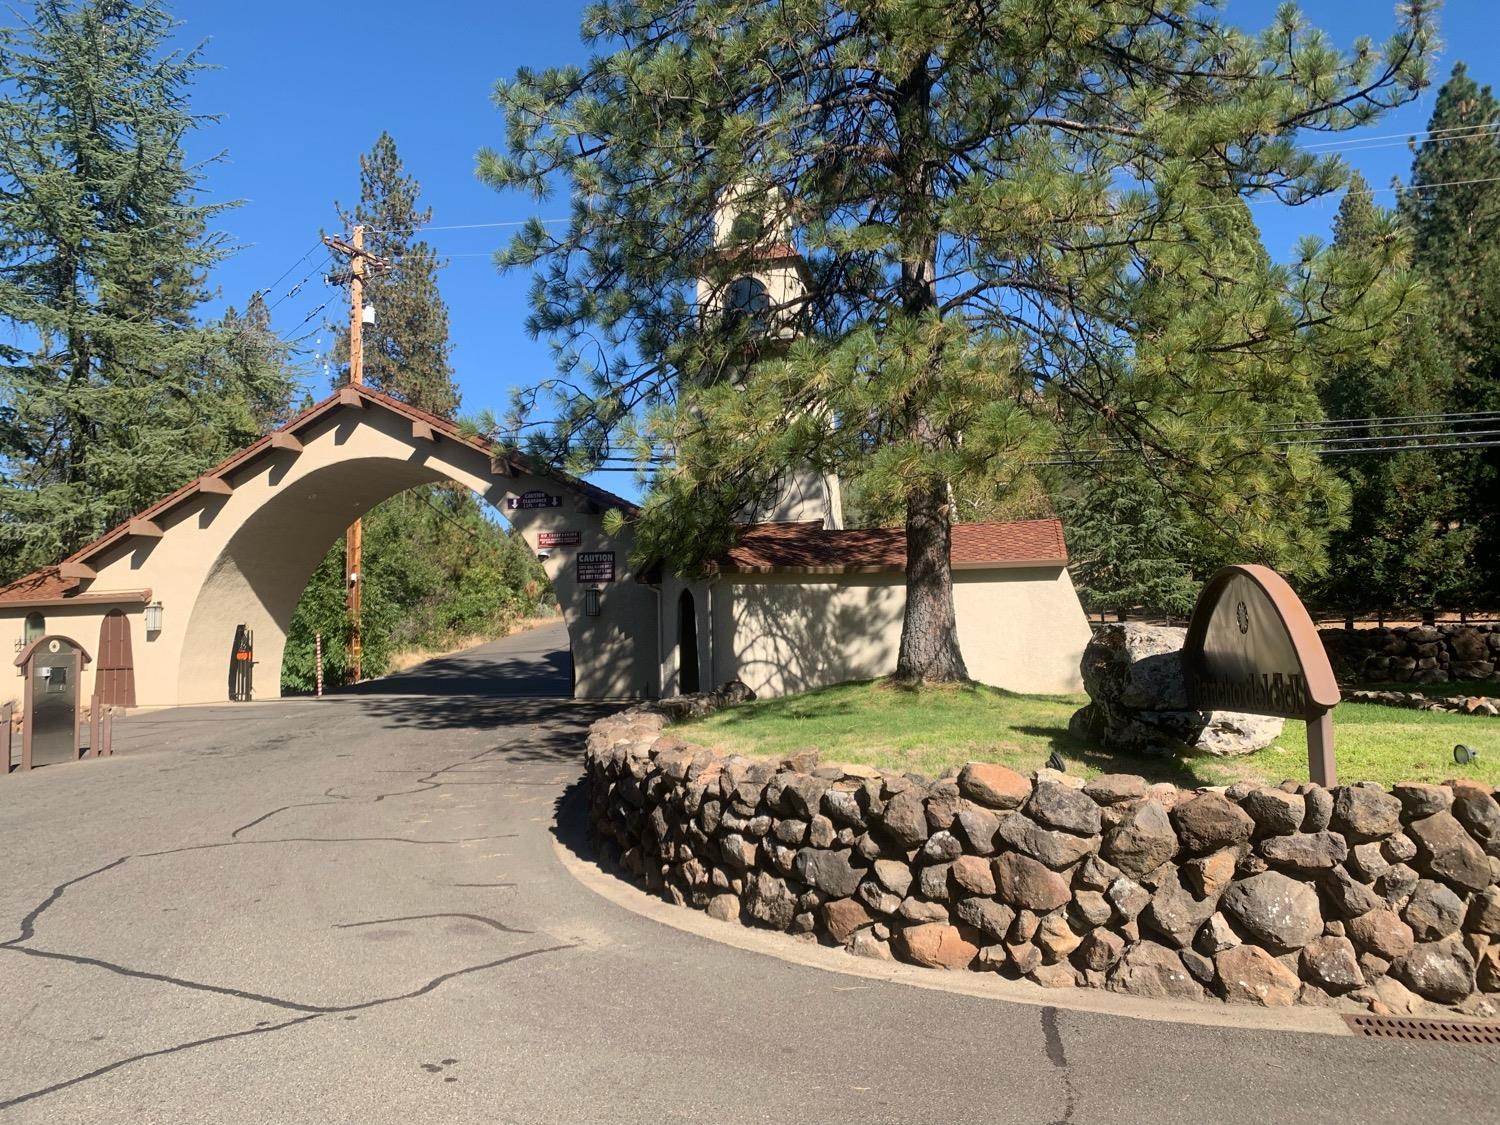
{"left": 269, "top": 431, "right": 304, "bottom": 453}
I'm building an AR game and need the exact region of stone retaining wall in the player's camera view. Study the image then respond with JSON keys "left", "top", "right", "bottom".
{"left": 583, "top": 707, "right": 1500, "bottom": 1014}
{"left": 1347, "top": 689, "right": 1500, "bottom": 717}
{"left": 1320, "top": 624, "right": 1500, "bottom": 686}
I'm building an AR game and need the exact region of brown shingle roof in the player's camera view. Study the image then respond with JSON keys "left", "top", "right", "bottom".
{"left": 0, "top": 567, "right": 74, "bottom": 604}
{"left": 0, "top": 566, "right": 152, "bottom": 607}
{"left": 718, "top": 518, "right": 1069, "bottom": 574}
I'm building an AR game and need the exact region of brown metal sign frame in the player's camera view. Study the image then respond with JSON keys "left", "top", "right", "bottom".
{"left": 1182, "top": 564, "right": 1341, "bottom": 786}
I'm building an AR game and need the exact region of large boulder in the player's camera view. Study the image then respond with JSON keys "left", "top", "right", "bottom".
{"left": 1070, "top": 624, "right": 1283, "bottom": 757}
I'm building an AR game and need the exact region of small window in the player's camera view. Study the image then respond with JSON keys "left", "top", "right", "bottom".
{"left": 24, "top": 612, "right": 44, "bottom": 644}
{"left": 726, "top": 276, "right": 770, "bottom": 333}
{"left": 44, "top": 665, "right": 66, "bottom": 692}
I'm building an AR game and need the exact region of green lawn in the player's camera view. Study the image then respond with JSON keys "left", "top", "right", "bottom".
{"left": 676, "top": 680, "right": 1500, "bottom": 790}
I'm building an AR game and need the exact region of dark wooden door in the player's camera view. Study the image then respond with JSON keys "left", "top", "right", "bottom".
{"left": 96, "top": 609, "right": 136, "bottom": 707}
{"left": 678, "top": 589, "right": 700, "bottom": 694}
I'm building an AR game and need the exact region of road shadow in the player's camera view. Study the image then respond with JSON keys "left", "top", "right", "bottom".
{"left": 552, "top": 776, "right": 644, "bottom": 894}
{"left": 336, "top": 649, "right": 574, "bottom": 698}
{"left": 354, "top": 693, "right": 622, "bottom": 746}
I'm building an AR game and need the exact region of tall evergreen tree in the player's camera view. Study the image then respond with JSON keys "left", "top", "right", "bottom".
{"left": 483, "top": 0, "right": 1436, "bottom": 684}
{"left": 1056, "top": 472, "right": 1201, "bottom": 622}
{"left": 220, "top": 291, "right": 300, "bottom": 431}
{"left": 333, "top": 132, "right": 457, "bottom": 417}
{"left": 1319, "top": 173, "right": 1474, "bottom": 616}
{"left": 1398, "top": 63, "right": 1500, "bottom": 603}
{"left": 0, "top": 0, "right": 293, "bottom": 581}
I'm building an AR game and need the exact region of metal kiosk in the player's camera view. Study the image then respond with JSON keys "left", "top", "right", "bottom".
{"left": 13, "top": 635, "right": 92, "bottom": 771}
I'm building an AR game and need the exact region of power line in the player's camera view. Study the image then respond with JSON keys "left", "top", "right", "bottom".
{"left": 266, "top": 251, "right": 334, "bottom": 312}
{"left": 367, "top": 218, "right": 569, "bottom": 236}
{"left": 1301, "top": 119, "right": 1500, "bottom": 151}
{"left": 252, "top": 241, "right": 325, "bottom": 304}
{"left": 278, "top": 299, "right": 333, "bottom": 344}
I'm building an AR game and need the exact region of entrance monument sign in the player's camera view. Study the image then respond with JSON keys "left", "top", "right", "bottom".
{"left": 1182, "top": 565, "right": 1342, "bottom": 785}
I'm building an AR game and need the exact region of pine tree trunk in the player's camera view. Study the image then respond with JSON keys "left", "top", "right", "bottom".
{"left": 894, "top": 478, "right": 968, "bottom": 684}
{"left": 887, "top": 56, "right": 968, "bottom": 686}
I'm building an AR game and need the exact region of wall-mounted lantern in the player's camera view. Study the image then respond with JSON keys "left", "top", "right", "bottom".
{"left": 144, "top": 600, "right": 164, "bottom": 634}
{"left": 584, "top": 587, "right": 601, "bottom": 617}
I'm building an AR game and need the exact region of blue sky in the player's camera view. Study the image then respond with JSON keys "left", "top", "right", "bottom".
{"left": 170, "top": 0, "right": 1500, "bottom": 498}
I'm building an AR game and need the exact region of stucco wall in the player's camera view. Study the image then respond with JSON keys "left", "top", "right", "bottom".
{"left": 711, "top": 566, "right": 1091, "bottom": 698}
{"left": 0, "top": 604, "right": 125, "bottom": 711}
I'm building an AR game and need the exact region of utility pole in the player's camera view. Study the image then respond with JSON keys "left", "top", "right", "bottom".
{"left": 323, "top": 225, "right": 389, "bottom": 684}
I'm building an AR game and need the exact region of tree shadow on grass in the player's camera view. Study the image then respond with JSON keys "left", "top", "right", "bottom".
{"left": 1010, "top": 724, "right": 1212, "bottom": 789}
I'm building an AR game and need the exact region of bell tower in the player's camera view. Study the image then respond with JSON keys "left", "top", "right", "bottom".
{"left": 696, "top": 188, "right": 843, "bottom": 529}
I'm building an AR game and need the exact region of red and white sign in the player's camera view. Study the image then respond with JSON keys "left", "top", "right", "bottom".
{"left": 537, "top": 530, "right": 581, "bottom": 548}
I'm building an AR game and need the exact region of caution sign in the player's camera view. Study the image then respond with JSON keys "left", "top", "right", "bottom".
{"left": 577, "top": 551, "right": 616, "bottom": 582}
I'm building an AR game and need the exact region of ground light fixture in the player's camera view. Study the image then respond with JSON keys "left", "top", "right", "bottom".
{"left": 585, "top": 587, "right": 601, "bottom": 617}
{"left": 1454, "top": 744, "right": 1480, "bottom": 766}
{"left": 144, "top": 600, "right": 164, "bottom": 634}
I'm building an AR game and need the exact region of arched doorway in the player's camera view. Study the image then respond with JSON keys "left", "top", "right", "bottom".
{"left": 677, "top": 589, "right": 700, "bottom": 694}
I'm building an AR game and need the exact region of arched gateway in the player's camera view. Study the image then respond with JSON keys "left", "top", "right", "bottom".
{"left": 0, "top": 386, "right": 658, "bottom": 706}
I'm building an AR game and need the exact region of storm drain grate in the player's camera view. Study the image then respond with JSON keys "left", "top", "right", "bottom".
{"left": 1344, "top": 1014, "right": 1500, "bottom": 1045}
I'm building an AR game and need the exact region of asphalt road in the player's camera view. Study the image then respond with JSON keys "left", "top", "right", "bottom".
{"left": 0, "top": 621, "right": 1496, "bottom": 1124}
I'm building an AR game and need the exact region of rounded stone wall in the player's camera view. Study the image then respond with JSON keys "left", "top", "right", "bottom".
{"left": 583, "top": 706, "right": 1500, "bottom": 1014}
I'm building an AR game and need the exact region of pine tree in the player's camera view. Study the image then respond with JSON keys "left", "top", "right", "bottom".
{"left": 483, "top": 0, "right": 1436, "bottom": 684}
{"left": 220, "top": 292, "right": 300, "bottom": 431}
{"left": 1398, "top": 63, "right": 1500, "bottom": 604}
{"left": 0, "top": 0, "right": 294, "bottom": 580}
{"left": 333, "top": 132, "right": 457, "bottom": 417}
{"left": 1318, "top": 173, "right": 1475, "bottom": 617}
{"left": 1057, "top": 474, "right": 1201, "bottom": 621}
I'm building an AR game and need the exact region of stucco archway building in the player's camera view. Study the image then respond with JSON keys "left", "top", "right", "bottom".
{"left": 0, "top": 380, "right": 1092, "bottom": 709}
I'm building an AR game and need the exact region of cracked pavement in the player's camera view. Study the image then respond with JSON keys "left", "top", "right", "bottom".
{"left": 1, "top": 622, "right": 1496, "bottom": 1123}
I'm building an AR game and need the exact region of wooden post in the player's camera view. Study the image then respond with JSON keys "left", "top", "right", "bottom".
{"left": 1, "top": 701, "right": 10, "bottom": 775}
{"left": 1308, "top": 709, "right": 1336, "bottom": 788}
{"left": 320, "top": 228, "right": 388, "bottom": 688}
{"left": 346, "top": 224, "right": 366, "bottom": 683}
{"left": 86, "top": 695, "right": 100, "bottom": 759}
{"left": 101, "top": 706, "right": 113, "bottom": 758}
